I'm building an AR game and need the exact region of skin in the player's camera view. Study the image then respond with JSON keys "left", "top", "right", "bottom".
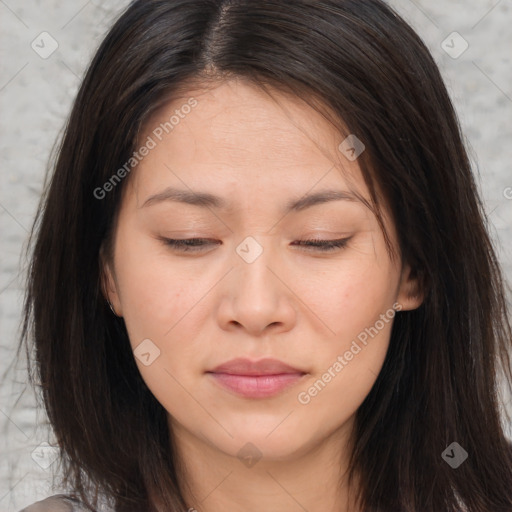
{"left": 102, "top": 78, "right": 423, "bottom": 512}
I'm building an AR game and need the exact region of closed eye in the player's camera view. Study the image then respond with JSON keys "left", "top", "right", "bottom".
{"left": 292, "top": 237, "right": 352, "bottom": 251}
{"left": 160, "top": 237, "right": 352, "bottom": 253}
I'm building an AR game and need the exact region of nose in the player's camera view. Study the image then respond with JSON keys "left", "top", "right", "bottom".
{"left": 216, "top": 238, "right": 297, "bottom": 336}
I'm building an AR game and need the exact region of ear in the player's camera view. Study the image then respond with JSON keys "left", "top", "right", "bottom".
{"left": 396, "top": 263, "right": 424, "bottom": 311}
{"left": 99, "top": 245, "right": 123, "bottom": 316}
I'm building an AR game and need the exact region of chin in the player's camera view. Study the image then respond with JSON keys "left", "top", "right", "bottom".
{"left": 201, "top": 419, "right": 315, "bottom": 461}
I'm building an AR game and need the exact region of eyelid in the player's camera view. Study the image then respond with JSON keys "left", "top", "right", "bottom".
{"left": 159, "top": 236, "right": 353, "bottom": 253}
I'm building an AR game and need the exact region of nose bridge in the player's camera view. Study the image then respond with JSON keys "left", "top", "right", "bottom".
{"left": 234, "top": 234, "right": 279, "bottom": 299}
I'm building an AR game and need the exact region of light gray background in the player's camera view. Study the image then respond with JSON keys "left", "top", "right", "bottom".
{"left": 1, "top": 1, "right": 511, "bottom": 510}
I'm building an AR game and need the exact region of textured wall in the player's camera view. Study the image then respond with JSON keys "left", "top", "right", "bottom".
{"left": 1, "top": 1, "right": 511, "bottom": 510}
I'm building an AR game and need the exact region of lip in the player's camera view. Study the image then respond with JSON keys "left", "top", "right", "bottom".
{"left": 206, "top": 358, "right": 307, "bottom": 399}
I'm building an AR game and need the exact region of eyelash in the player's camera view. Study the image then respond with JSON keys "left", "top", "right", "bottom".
{"left": 161, "top": 237, "right": 352, "bottom": 253}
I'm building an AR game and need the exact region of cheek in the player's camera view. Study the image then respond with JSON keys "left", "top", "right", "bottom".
{"left": 302, "top": 253, "right": 398, "bottom": 343}
{"left": 304, "top": 276, "right": 394, "bottom": 388}
{"left": 113, "top": 237, "right": 209, "bottom": 410}
{"left": 295, "top": 247, "right": 398, "bottom": 409}
{"left": 112, "top": 231, "right": 200, "bottom": 347}
{"left": 295, "top": 282, "right": 395, "bottom": 431}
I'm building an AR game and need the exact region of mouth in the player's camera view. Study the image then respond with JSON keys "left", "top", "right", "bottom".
{"left": 205, "top": 357, "right": 308, "bottom": 399}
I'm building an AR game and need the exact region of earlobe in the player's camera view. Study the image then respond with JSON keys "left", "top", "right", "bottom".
{"left": 396, "top": 264, "right": 424, "bottom": 311}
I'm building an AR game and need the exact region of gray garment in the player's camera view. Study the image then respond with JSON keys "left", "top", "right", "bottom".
{"left": 19, "top": 494, "right": 91, "bottom": 512}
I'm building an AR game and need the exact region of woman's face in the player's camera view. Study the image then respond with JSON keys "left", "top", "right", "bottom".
{"left": 103, "top": 79, "right": 422, "bottom": 463}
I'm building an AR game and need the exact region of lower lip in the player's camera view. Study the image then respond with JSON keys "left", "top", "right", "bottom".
{"left": 208, "top": 372, "right": 305, "bottom": 398}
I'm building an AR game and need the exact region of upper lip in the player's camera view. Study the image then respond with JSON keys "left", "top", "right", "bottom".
{"left": 208, "top": 357, "right": 306, "bottom": 376}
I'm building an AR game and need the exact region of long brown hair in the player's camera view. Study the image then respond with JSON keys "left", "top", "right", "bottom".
{"left": 19, "top": 0, "right": 512, "bottom": 510}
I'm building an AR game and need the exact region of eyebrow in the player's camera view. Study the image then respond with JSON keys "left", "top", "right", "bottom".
{"left": 141, "top": 186, "right": 360, "bottom": 213}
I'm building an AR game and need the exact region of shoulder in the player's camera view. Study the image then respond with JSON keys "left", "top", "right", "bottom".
{"left": 19, "top": 494, "right": 87, "bottom": 512}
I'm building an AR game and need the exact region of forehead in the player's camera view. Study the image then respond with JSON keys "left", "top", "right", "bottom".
{"left": 129, "top": 79, "right": 369, "bottom": 208}
{"left": 146, "top": 81, "right": 342, "bottom": 161}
